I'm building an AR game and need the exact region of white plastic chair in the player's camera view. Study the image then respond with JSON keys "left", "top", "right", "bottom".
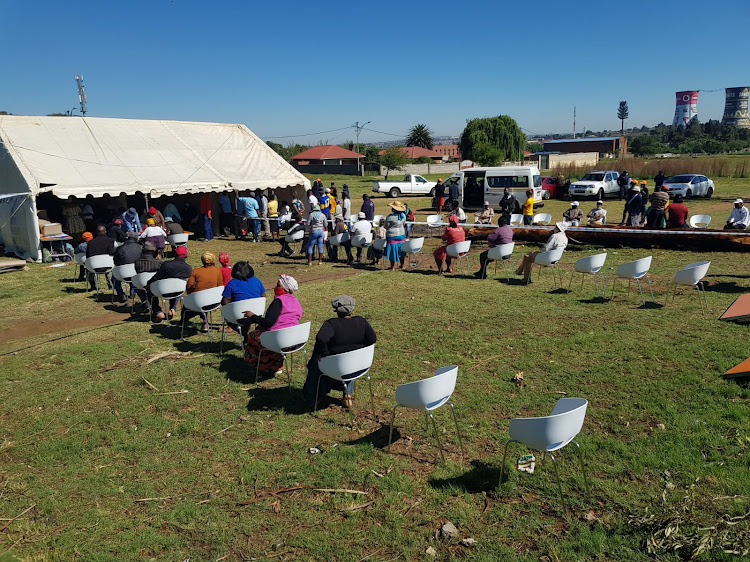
{"left": 387, "top": 366, "right": 464, "bottom": 462}
{"left": 180, "top": 286, "right": 225, "bottom": 342}
{"left": 219, "top": 297, "right": 267, "bottom": 353}
{"left": 568, "top": 253, "right": 608, "bottom": 297}
{"left": 402, "top": 237, "right": 426, "bottom": 269}
{"left": 85, "top": 254, "right": 115, "bottom": 300}
{"left": 373, "top": 214, "right": 385, "bottom": 226}
{"left": 533, "top": 213, "right": 552, "bottom": 226}
{"left": 284, "top": 229, "right": 305, "bottom": 255}
{"left": 689, "top": 214, "right": 711, "bottom": 229}
{"left": 611, "top": 256, "right": 654, "bottom": 305}
{"left": 351, "top": 233, "right": 373, "bottom": 262}
{"left": 509, "top": 213, "right": 523, "bottom": 226}
{"left": 256, "top": 321, "right": 311, "bottom": 387}
{"left": 446, "top": 240, "right": 471, "bottom": 276}
{"left": 74, "top": 253, "right": 87, "bottom": 285}
{"left": 328, "top": 232, "right": 350, "bottom": 247}
{"left": 426, "top": 215, "right": 443, "bottom": 228}
{"left": 131, "top": 271, "right": 157, "bottom": 314}
{"left": 483, "top": 242, "right": 515, "bottom": 280}
{"left": 149, "top": 278, "right": 187, "bottom": 326}
{"left": 111, "top": 263, "right": 137, "bottom": 303}
{"left": 167, "top": 233, "right": 190, "bottom": 256}
{"left": 371, "top": 238, "right": 387, "bottom": 268}
{"left": 499, "top": 398, "right": 590, "bottom": 512}
{"left": 315, "top": 344, "right": 375, "bottom": 413}
{"left": 533, "top": 248, "right": 564, "bottom": 287}
{"left": 668, "top": 261, "right": 711, "bottom": 313}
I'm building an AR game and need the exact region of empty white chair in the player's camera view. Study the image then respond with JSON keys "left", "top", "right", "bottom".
{"left": 85, "top": 254, "right": 115, "bottom": 300}
{"left": 689, "top": 214, "right": 711, "bottom": 229}
{"left": 509, "top": 213, "right": 523, "bottom": 226}
{"left": 315, "top": 344, "right": 375, "bottom": 413}
{"left": 180, "top": 286, "right": 225, "bottom": 342}
{"left": 568, "top": 253, "right": 608, "bottom": 297}
{"left": 256, "top": 321, "right": 311, "bottom": 387}
{"left": 111, "top": 263, "right": 137, "bottom": 303}
{"left": 611, "top": 256, "right": 654, "bottom": 305}
{"left": 446, "top": 240, "right": 472, "bottom": 276}
{"left": 149, "top": 278, "right": 187, "bottom": 325}
{"left": 426, "top": 215, "right": 443, "bottom": 228}
{"left": 483, "top": 242, "right": 515, "bottom": 280}
{"left": 668, "top": 261, "right": 711, "bottom": 313}
{"left": 533, "top": 248, "right": 564, "bottom": 287}
{"left": 387, "top": 365, "right": 464, "bottom": 462}
{"left": 74, "top": 253, "right": 87, "bottom": 285}
{"left": 130, "top": 271, "right": 157, "bottom": 314}
{"left": 533, "top": 213, "right": 552, "bottom": 226}
{"left": 167, "top": 233, "right": 190, "bottom": 256}
{"left": 219, "top": 297, "right": 267, "bottom": 353}
{"left": 402, "top": 237, "right": 426, "bottom": 269}
{"left": 351, "top": 233, "right": 373, "bottom": 262}
{"left": 499, "top": 398, "right": 590, "bottom": 512}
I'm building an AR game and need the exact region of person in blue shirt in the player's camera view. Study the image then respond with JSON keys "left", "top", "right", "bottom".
{"left": 121, "top": 207, "right": 141, "bottom": 233}
{"left": 221, "top": 261, "right": 266, "bottom": 333}
{"left": 360, "top": 194, "right": 375, "bottom": 221}
{"left": 218, "top": 191, "right": 233, "bottom": 237}
{"left": 319, "top": 188, "right": 332, "bottom": 232}
{"left": 236, "top": 190, "right": 260, "bottom": 242}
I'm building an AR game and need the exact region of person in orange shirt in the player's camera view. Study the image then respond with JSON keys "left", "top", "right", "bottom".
{"left": 182, "top": 252, "right": 223, "bottom": 332}
{"left": 433, "top": 214, "right": 466, "bottom": 275}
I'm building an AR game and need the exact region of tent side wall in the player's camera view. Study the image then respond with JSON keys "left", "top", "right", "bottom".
{"left": 0, "top": 139, "right": 40, "bottom": 261}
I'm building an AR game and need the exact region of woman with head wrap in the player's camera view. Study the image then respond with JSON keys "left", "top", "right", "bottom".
{"left": 218, "top": 252, "right": 232, "bottom": 285}
{"left": 146, "top": 206, "right": 166, "bottom": 230}
{"left": 302, "top": 295, "right": 377, "bottom": 409}
{"left": 239, "top": 274, "right": 303, "bottom": 378}
{"left": 384, "top": 201, "right": 407, "bottom": 270}
{"left": 182, "top": 252, "right": 224, "bottom": 332}
{"left": 139, "top": 217, "right": 167, "bottom": 256}
{"left": 433, "top": 214, "right": 466, "bottom": 275}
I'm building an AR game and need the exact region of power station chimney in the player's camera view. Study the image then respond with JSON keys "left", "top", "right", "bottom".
{"left": 672, "top": 91, "right": 698, "bottom": 127}
{"left": 721, "top": 87, "right": 750, "bottom": 128}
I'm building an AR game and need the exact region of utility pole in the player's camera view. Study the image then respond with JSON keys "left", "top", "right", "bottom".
{"left": 573, "top": 106, "right": 576, "bottom": 139}
{"left": 75, "top": 75, "right": 87, "bottom": 116}
{"left": 355, "top": 120, "right": 370, "bottom": 176}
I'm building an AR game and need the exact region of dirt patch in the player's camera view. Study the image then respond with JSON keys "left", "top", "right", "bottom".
{"left": 0, "top": 310, "right": 128, "bottom": 346}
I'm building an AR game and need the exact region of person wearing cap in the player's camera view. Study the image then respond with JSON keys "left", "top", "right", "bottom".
{"left": 433, "top": 214, "right": 466, "bottom": 275}
{"left": 218, "top": 252, "right": 232, "bottom": 285}
{"left": 164, "top": 216, "right": 184, "bottom": 236}
{"left": 132, "top": 241, "right": 163, "bottom": 311}
{"left": 562, "top": 201, "right": 583, "bottom": 227}
{"left": 306, "top": 204, "right": 327, "bottom": 265}
{"left": 475, "top": 201, "right": 495, "bottom": 224}
{"left": 360, "top": 194, "right": 375, "bottom": 222}
{"left": 622, "top": 185, "right": 645, "bottom": 227}
{"left": 84, "top": 225, "right": 116, "bottom": 291}
{"left": 646, "top": 186, "right": 669, "bottom": 229}
{"left": 725, "top": 199, "right": 749, "bottom": 230}
{"left": 499, "top": 187, "right": 519, "bottom": 224}
{"left": 163, "top": 201, "right": 182, "bottom": 224}
{"left": 342, "top": 183, "right": 350, "bottom": 200}
{"left": 319, "top": 188, "right": 332, "bottom": 231}
{"left": 302, "top": 295, "right": 377, "bottom": 409}
{"left": 348, "top": 212, "right": 372, "bottom": 262}
{"left": 199, "top": 194, "right": 214, "bottom": 241}
{"left": 181, "top": 252, "right": 224, "bottom": 332}
{"left": 522, "top": 189, "right": 534, "bottom": 225}
{"left": 121, "top": 207, "right": 142, "bottom": 233}
{"left": 139, "top": 218, "right": 167, "bottom": 256}
{"left": 617, "top": 170, "right": 630, "bottom": 200}
{"left": 474, "top": 215, "right": 513, "bottom": 279}
{"left": 587, "top": 200, "right": 607, "bottom": 226}
{"left": 236, "top": 190, "right": 261, "bottom": 242}
{"left": 75, "top": 232, "right": 94, "bottom": 280}
{"left": 515, "top": 222, "right": 568, "bottom": 284}
{"left": 146, "top": 206, "right": 166, "bottom": 230}
{"left": 238, "top": 274, "right": 303, "bottom": 378}
{"left": 107, "top": 217, "right": 127, "bottom": 243}
{"left": 434, "top": 178, "right": 446, "bottom": 212}
{"left": 111, "top": 231, "right": 142, "bottom": 302}
{"left": 384, "top": 201, "right": 407, "bottom": 270}
{"left": 147, "top": 245, "right": 193, "bottom": 320}
{"left": 666, "top": 195, "right": 689, "bottom": 228}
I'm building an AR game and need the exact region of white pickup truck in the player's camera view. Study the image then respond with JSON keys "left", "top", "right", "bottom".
{"left": 372, "top": 174, "right": 436, "bottom": 198}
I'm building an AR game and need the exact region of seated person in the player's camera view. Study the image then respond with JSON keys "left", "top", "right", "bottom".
{"left": 182, "top": 252, "right": 224, "bottom": 332}
{"left": 347, "top": 212, "right": 372, "bottom": 262}
{"left": 474, "top": 216, "right": 513, "bottom": 279}
{"left": 562, "top": 201, "right": 583, "bottom": 226}
{"left": 165, "top": 216, "right": 184, "bottom": 235}
{"left": 666, "top": 195, "right": 689, "bottom": 228}
{"left": 146, "top": 245, "right": 192, "bottom": 320}
{"left": 475, "top": 201, "right": 495, "bottom": 224}
{"left": 221, "top": 261, "right": 267, "bottom": 332}
{"left": 278, "top": 211, "right": 305, "bottom": 256}
{"left": 218, "top": 252, "right": 232, "bottom": 285}
{"left": 433, "top": 215, "right": 465, "bottom": 275}
{"left": 133, "top": 241, "right": 162, "bottom": 311}
{"left": 238, "top": 274, "right": 302, "bottom": 378}
{"left": 302, "top": 295, "right": 376, "bottom": 409}
{"left": 450, "top": 200, "right": 467, "bottom": 223}
{"left": 515, "top": 222, "right": 568, "bottom": 284}
{"left": 587, "top": 201, "right": 607, "bottom": 226}
{"left": 139, "top": 218, "right": 167, "bottom": 255}
{"left": 326, "top": 217, "right": 351, "bottom": 262}
{"left": 725, "top": 199, "right": 749, "bottom": 230}
{"left": 75, "top": 232, "right": 93, "bottom": 281}
{"left": 367, "top": 218, "right": 387, "bottom": 265}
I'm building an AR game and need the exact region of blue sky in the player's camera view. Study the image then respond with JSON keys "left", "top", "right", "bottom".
{"left": 1, "top": 0, "right": 748, "bottom": 145}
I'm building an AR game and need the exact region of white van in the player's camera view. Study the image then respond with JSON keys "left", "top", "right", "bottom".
{"left": 443, "top": 166, "right": 544, "bottom": 211}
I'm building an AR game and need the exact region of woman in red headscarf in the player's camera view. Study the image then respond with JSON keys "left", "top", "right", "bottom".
{"left": 218, "top": 252, "right": 232, "bottom": 285}
{"left": 433, "top": 214, "right": 465, "bottom": 275}
{"left": 147, "top": 206, "right": 166, "bottom": 230}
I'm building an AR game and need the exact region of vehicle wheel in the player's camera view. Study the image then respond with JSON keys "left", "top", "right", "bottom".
{"left": 388, "top": 187, "right": 400, "bottom": 198}
{"left": 706, "top": 186, "right": 713, "bottom": 198}
{"left": 597, "top": 188, "right": 604, "bottom": 200}
{"left": 686, "top": 189, "right": 692, "bottom": 198}
{"left": 542, "top": 190, "right": 550, "bottom": 200}
{"left": 429, "top": 187, "right": 435, "bottom": 197}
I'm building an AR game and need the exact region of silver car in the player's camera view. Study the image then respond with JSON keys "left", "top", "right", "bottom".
{"left": 663, "top": 174, "right": 715, "bottom": 198}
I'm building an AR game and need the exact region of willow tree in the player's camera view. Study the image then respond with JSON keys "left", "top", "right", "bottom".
{"left": 459, "top": 115, "right": 525, "bottom": 164}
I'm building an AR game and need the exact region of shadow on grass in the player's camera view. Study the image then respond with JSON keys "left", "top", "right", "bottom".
{"left": 218, "top": 353, "right": 256, "bottom": 384}
{"left": 703, "top": 281, "right": 748, "bottom": 294}
{"left": 578, "top": 296, "right": 610, "bottom": 304}
{"left": 638, "top": 301, "right": 664, "bottom": 310}
{"left": 245, "top": 385, "right": 308, "bottom": 415}
{"left": 345, "top": 425, "right": 401, "bottom": 449}
{"left": 429, "top": 460, "right": 502, "bottom": 493}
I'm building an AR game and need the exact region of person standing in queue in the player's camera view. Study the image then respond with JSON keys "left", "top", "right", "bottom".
{"left": 434, "top": 178, "right": 445, "bottom": 213}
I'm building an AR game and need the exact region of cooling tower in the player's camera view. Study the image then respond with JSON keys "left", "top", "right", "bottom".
{"left": 721, "top": 87, "right": 750, "bottom": 128}
{"left": 673, "top": 91, "right": 699, "bottom": 127}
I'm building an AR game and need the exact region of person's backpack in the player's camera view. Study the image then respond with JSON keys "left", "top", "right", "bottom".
{"left": 407, "top": 208, "right": 414, "bottom": 221}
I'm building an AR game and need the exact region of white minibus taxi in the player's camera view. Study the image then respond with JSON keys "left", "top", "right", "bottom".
{"left": 443, "top": 166, "right": 544, "bottom": 212}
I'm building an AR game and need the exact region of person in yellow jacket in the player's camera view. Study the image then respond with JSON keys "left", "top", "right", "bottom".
{"left": 522, "top": 189, "right": 534, "bottom": 225}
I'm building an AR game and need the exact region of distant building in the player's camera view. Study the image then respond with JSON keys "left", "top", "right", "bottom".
{"left": 542, "top": 136, "right": 627, "bottom": 156}
{"left": 432, "top": 144, "right": 462, "bottom": 160}
{"left": 378, "top": 146, "right": 443, "bottom": 162}
{"left": 527, "top": 152, "right": 600, "bottom": 169}
{"left": 290, "top": 145, "right": 364, "bottom": 166}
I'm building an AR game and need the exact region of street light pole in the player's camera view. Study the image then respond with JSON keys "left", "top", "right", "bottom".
{"left": 355, "top": 120, "right": 370, "bottom": 176}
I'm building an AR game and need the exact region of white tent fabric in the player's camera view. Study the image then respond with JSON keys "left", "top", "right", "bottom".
{"left": 0, "top": 115, "right": 310, "bottom": 260}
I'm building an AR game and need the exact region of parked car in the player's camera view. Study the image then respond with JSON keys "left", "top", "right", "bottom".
{"left": 663, "top": 174, "right": 715, "bottom": 198}
{"left": 540, "top": 176, "right": 557, "bottom": 200}
{"left": 568, "top": 170, "right": 620, "bottom": 200}
{"left": 372, "top": 174, "right": 436, "bottom": 198}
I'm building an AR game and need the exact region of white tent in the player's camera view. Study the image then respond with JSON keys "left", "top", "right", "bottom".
{"left": 0, "top": 115, "right": 310, "bottom": 260}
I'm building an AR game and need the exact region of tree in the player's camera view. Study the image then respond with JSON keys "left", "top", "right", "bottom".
{"left": 458, "top": 115, "right": 525, "bottom": 164}
{"left": 472, "top": 142, "right": 502, "bottom": 167}
{"left": 405, "top": 124, "right": 434, "bottom": 149}
{"left": 380, "top": 146, "right": 409, "bottom": 179}
{"left": 617, "top": 101, "right": 629, "bottom": 134}
{"left": 629, "top": 135, "right": 667, "bottom": 156}
{"left": 364, "top": 146, "right": 381, "bottom": 163}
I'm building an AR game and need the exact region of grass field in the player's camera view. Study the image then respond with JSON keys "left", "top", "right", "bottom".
{"left": 1, "top": 175, "right": 750, "bottom": 561}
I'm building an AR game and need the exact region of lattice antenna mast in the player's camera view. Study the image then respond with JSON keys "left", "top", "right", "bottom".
{"left": 75, "top": 75, "right": 87, "bottom": 116}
